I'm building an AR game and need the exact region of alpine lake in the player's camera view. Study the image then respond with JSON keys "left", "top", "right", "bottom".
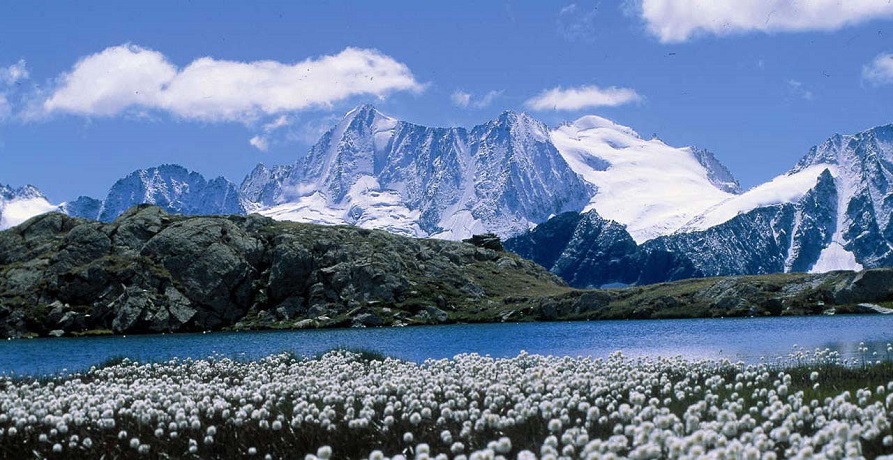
{"left": 3, "top": 314, "right": 893, "bottom": 377}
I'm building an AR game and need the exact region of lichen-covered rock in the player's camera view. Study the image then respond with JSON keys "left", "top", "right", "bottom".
{"left": 142, "top": 217, "right": 264, "bottom": 327}
{"left": 55, "top": 223, "right": 111, "bottom": 271}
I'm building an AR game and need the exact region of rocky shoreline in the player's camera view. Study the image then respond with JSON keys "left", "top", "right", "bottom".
{"left": 1, "top": 206, "right": 893, "bottom": 338}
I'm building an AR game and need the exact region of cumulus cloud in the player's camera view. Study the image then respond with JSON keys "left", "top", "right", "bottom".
{"left": 525, "top": 85, "right": 641, "bottom": 111}
{"left": 249, "top": 135, "right": 269, "bottom": 152}
{"left": 0, "top": 60, "right": 29, "bottom": 85}
{"left": 638, "top": 0, "right": 893, "bottom": 43}
{"left": 450, "top": 89, "right": 503, "bottom": 109}
{"left": 863, "top": 53, "right": 893, "bottom": 86}
{"left": 42, "top": 44, "right": 424, "bottom": 122}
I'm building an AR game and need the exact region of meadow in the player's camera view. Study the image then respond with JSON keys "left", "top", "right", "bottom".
{"left": 2, "top": 347, "right": 893, "bottom": 459}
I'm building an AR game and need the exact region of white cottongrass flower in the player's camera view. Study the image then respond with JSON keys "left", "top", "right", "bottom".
{"left": 1, "top": 348, "right": 892, "bottom": 459}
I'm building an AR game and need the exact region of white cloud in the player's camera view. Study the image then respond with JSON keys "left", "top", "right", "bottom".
{"left": 0, "top": 60, "right": 29, "bottom": 85}
{"left": 638, "top": 0, "right": 893, "bottom": 43}
{"left": 262, "top": 114, "right": 290, "bottom": 131}
{"left": 451, "top": 90, "right": 472, "bottom": 108}
{"left": 43, "top": 44, "right": 424, "bottom": 122}
{"left": 249, "top": 135, "right": 269, "bottom": 152}
{"left": 786, "top": 79, "right": 814, "bottom": 100}
{"left": 451, "top": 89, "right": 503, "bottom": 109}
{"left": 248, "top": 115, "right": 295, "bottom": 151}
{"left": 525, "top": 85, "right": 641, "bottom": 111}
{"left": 863, "top": 53, "right": 893, "bottom": 86}
{"left": 476, "top": 90, "right": 502, "bottom": 108}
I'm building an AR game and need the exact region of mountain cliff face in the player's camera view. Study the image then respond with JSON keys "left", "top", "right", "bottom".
{"left": 791, "top": 125, "right": 893, "bottom": 269}
{"left": 242, "top": 105, "right": 593, "bottom": 239}
{"left": 505, "top": 210, "right": 698, "bottom": 288}
{"left": 95, "top": 164, "right": 245, "bottom": 221}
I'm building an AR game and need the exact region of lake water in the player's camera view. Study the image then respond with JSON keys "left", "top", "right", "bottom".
{"left": 3, "top": 315, "right": 893, "bottom": 376}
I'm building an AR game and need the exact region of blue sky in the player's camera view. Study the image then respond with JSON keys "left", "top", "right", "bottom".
{"left": 1, "top": 1, "right": 892, "bottom": 201}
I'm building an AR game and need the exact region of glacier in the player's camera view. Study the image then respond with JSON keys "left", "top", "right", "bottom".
{"left": 551, "top": 115, "right": 739, "bottom": 242}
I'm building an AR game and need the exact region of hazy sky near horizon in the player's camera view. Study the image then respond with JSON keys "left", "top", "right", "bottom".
{"left": 1, "top": 1, "right": 893, "bottom": 201}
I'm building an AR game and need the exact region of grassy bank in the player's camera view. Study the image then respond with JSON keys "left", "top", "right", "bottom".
{"left": 2, "top": 349, "right": 893, "bottom": 459}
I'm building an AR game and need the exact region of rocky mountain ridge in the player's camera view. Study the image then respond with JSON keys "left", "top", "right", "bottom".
{"left": 5, "top": 107, "right": 893, "bottom": 285}
{"left": 243, "top": 105, "right": 593, "bottom": 239}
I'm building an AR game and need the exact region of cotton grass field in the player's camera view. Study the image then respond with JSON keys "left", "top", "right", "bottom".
{"left": 2, "top": 348, "right": 893, "bottom": 459}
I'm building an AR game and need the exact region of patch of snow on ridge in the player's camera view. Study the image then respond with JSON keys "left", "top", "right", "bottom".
{"left": 551, "top": 115, "right": 734, "bottom": 243}
{"left": 259, "top": 192, "right": 345, "bottom": 227}
{"left": 680, "top": 164, "right": 834, "bottom": 233}
{"left": 257, "top": 175, "right": 423, "bottom": 238}
{"left": 431, "top": 210, "right": 486, "bottom": 240}
{"left": 811, "top": 241, "right": 862, "bottom": 272}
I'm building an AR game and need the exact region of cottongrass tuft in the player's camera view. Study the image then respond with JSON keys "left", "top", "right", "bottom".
{"left": 1, "top": 347, "right": 893, "bottom": 458}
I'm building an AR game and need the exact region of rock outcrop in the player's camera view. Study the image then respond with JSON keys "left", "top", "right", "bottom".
{"left": 0, "top": 206, "right": 562, "bottom": 337}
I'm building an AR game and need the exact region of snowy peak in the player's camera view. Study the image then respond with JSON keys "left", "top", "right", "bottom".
{"left": 675, "top": 122, "right": 893, "bottom": 274}
{"left": 793, "top": 124, "right": 893, "bottom": 172}
{"left": 239, "top": 163, "right": 291, "bottom": 209}
{"left": 246, "top": 105, "right": 590, "bottom": 239}
{"left": 1, "top": 184, "right": 44, "bottom": 201}
{"left": 691, "top": 147, "right": 742, "bottom": 194}
{"left": 0, "top": 183, "right": 59, "bottom": 230}
{"left": 550, "top": 114, "right": 738, "bottom": 242}
{"left": 98, "top": 164, "right": 244, "bottom": 221}
{"left": 466, "top": 110, "right": 591, "bottom": 236}
{"left": 561, "top": 115, "right": 640, "bottom": 138}
{"left": 295, "top": 104, "right": 399, "bottom": 199}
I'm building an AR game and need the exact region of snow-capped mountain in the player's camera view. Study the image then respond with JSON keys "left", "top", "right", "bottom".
{"left": 7, "top": 103, "right": 893, "bottom": 286}
{"left": 70, "top": 164, "right": 245, "bottom": 222}
{"left": 61, "top": 196, "right": 103, "bottom": 220}
{"left": 676, "top": 124, "right": 893, "bottom": 273}
{"left": 243, "top": 105, "right": 592, "bottom": 239}
{"left": 508, "top": 123, "right": 893, "bottom": 287}
{"left": 550, "top": 115, "right": 740, "bottom": 242}
{"left": 0, "top": 184, "right": 59, "bottom": 230}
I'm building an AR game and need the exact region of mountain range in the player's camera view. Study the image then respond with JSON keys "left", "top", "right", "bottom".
{"left": 2, "top": 105, "right": 892, "bottom": 287}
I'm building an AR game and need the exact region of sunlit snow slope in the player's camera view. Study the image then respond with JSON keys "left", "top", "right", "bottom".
{"left": 550, "top": 115, "right": 739, "bottom": 243}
